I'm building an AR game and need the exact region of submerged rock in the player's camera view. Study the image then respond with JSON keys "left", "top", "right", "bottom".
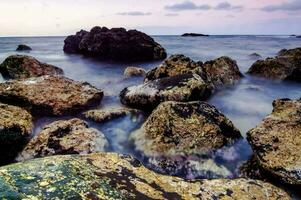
{"left": 17, "top": 118, "right": 108, "bottom": 162}
{"left": 0, "top": 153, "right": 290, "bottom": 199}
{"left": 0, "top": 55, "right": 63, "bottom": 79}
{"left": 16, "top": 44, "right": 32, "bottom": 51}
{"left": 181, "top": 33, "right": 209, "bottom": 37}
{"left": 247, "top": 47, "right": 301, "bottom": 82}
{"left": 247, "top": 98, "right": 301, "bottom": 185}
{"left": 131, "top": 101, "right": 241, "bottom": 157}
{"left": 0, "top": 76, "right": 103, "bottom": 116}
{"left": 120, "top": 73, "right": 212, "bottom": 110}
{"left": 248, "top": 53, "right": 262, "bottom": 59}
{"left": 124, "top": 66, "right": 146, "bottom": 78}
{"left": 0, "top": 103, "right": 33, "bottom": 164}
{"left": 64, "top": 26, "right": 167, "bottom": 61}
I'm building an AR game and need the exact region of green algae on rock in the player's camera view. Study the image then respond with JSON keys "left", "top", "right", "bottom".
{"left": 0, "top": 153, "right": 291, "bottom": 199}
{"left": 247, "top": 98, "right": 301, "bottom": 185}
{"left": 0, "top": 76, "right": 103, "bottom": 116}
{"left": 0, "top": 103, "right": 33, "bottom": 165}
{"left": 17, "top": 118, "right": 108, "bottom": 162}
{"left": 0, "top": 55, "right": 63, "bottom": 79}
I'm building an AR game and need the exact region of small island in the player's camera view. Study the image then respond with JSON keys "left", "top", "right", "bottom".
{"left": 181, "top": 33, "right": 209, "bottom": 37}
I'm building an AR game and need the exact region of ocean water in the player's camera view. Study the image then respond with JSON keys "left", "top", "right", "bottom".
{"left": 0, "top": 35, "right": 301, "bottom": 197}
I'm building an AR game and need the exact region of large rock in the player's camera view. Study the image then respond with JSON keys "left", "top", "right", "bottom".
{"left": 247, "top": 47, "right": 301, "bottom": 82}
{"left": 0, "top": 55, "right": 63, "bottom": 79}
{"left": 64, "top": 26, "right": 167, "bottom": 61}
{"left": 0, "top": 103, "right": 33, "bottom": 164}
{"left": 247, "top": 98, "right": 301, "bottom": 185}
{"left": 0, "top": 153, "right": 290, "bottom": 199}
{"left": 120, "top": 73, "right": 212, "bottom": 110}
{"left": 16, "top": 44, "right": 32, "bottom": 51}
{"left": 0, "top": 76, "right": 103, "bottom": 116}
{"left": 17, "top": 118, "right": 108, "bottom": 162}
{"left": 131, "top": 101, "right": 242, "bottom": 157}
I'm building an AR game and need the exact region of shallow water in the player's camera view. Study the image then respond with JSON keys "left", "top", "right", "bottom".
{"left": 0, "top": 35, "right": 301, "bottom": 197}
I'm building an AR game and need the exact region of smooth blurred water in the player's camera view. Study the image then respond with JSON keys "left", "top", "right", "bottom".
{"left": 0, "top": 36, "right": 301, "bottom": 196}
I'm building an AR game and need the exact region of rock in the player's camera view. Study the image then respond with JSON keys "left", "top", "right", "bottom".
{"left": 181, "top": 33, "right": 209, "bottom": 37}
{"left": 84, "top": 107, "right": 141, "bottom": 123}
{"left": 124, "top": 66, "right": 146, "bottom": 78}
{"left": 0, "top": 76, "right": 103, "bottom": 116}
{"left": 64, "top": 26, "right": 167, "bottom": 61}
{"left": 0, "top": 153, "right": 290, "bottom": 199}
{"left": 0, "top": 103, "right": 33, "bottom": 164}
{"left": 0, "top": 55, "right": 63, "bottom": 79}
{"left": 17, "top": 118, "right": 108, "bottom": 162}
{"left": 248, "top": 53, "right": 262, "bottom": 59}
{"left": 247, "top": 47, "right": 301, "bottom": 82}
{"left": 297, "top": 35, "right": 301, "bottom": 38}
{"left": 238, "top": 156, "right": 267, "bottom": 181}
{"left": 120, "top": 73, "right": 212, "bottom": 110}
{"left": 247, "top": 98, "right": 301, "bottom": 185}
{"left": 131, "top": 101, "right": 242, "bottom": 157}
{"left": 16, "top": 44, "right": 32, "bottom": 51}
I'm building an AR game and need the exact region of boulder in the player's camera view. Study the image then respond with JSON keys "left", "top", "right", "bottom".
{"left": 0, "top": 103, "right": 33, "bottom": 164}
{"left": 120, "top": 73, "right": 212, "bottom": 110}
{"left": 0, "top": 76, "right": 103, "bottom": 116}
{"left": 181, "top": 33, "right": 209, "bottom": 37}
{"left": 64, "top": 26, "right": 167, "bottom": 61}
{"left": 0, "top": 55, "right": 63, "bottom": 79}
{"left": 0, "top": 153, "right": 290, "bottom": 199}
{"left": 247, "top": 98, "right": 301, "bottom": 185}
{"left": 124, "top": 66, "right": 146, "bottom": 78}
{"left": 16, "top": 44, "right": 32, "bottom": 51}
{"left": 247, "top": 47, "right": 301, "bottom": 82}
{"left": 17, "top": 118, "right": 108, "bottom": 161}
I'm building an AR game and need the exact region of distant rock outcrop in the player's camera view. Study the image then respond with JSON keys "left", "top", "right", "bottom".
{"left": 181, "top": 33, "right": 209, "bottom": 37}
{"left": 16, "top": 44, "right": 32, "bottom": 51}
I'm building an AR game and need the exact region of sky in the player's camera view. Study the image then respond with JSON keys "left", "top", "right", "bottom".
{"left": 0, "top": 0, "right": 301, "bottom": 36}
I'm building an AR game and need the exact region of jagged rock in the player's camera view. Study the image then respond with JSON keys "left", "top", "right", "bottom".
{"left": 0, "top": 76, "right": 103, "bottom": 116}
{"left": 0, "top": 153, "right": 290, "bottom": 199}
{"left": 247, "top": 47, "right": 301, "bottom": 82}
{"left": 247, "top": 98, "right": 301, "bottom": 185}
{"left": 124, "top": 67, "right": 146, "bottom": 78}
{"left": 238, "top": 156, "right": 267, "bottom": 181}
{"left": 131, "top": 101, "right": 242, "bottom": 157}
{"left": 17, "top": 118, "right": 108, "bottom": 162}
{"left": 0, "top": 55, "right": 63, "bottom": 79}
{"left": 0, "top": 103, "right": 33, "bottom": 165}
{"left": 64, "top": 26, "right": 167, "bottom": 61}
{"left": 181, "top": 33, "right": 209, "bottom": 37}
{"left": 120, "top": 73, "right": 212, "bottom": 110}
{"left": 16, "top": 44, "right": 32, "bottom": 51}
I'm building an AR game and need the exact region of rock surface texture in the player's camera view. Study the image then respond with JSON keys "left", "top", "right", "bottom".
{"left": 124, "top": 66, "right": 146, "bottom": 78}
{"left": 64, "top": 26, "right": 167, "bottom": 61}
{"left": 0, "top": 55, "right": 63, "bottom": 79}
{"left": 247, "top": 98, "right": 301, "bottom": 185}
{"left": 17, "top": 118, "right": 108, "bottom": 161}
{"left": 0, "top": 76, "right": 103, "bottom": 116}
{"left": 0, "top": 153, "right": 290, "bottom": 199}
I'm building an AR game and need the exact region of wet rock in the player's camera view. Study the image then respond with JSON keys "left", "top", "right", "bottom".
{"left": 124, "top": 66, "right": 146, "bottom": 78}
{"left": 0, "top": 76, "right": 103, "bottom": 116}
{"left": 64, "top": 26, "right": 167, "bottom": 61}
{"left": 0, "top": 103, "right": 33, "bottom": 165}
{"left": 248, "top": 53, "right": 262, "bottom": 59}
{"left": 0, "top": 153, "right": 290, "bottom": 199}
{"left": 238, "top": 156, "right": 267, "bottom": 181}
{"left": 16, "top": 44, "right": 32, "bottom": 51}
{"left": 131, "top": 101, "right": 242, "bottom": 157}
{"left": 0, "top": 55, "right": 63, "bottom": 79}
{"left": 84, "top": 107, "right": 141, "bottom": 123}
{"left": 181, "top": 33, "right": 209, "bottom": 37}
{"left": 297, "top": 35, "right": 301, "bottom": 38}
{"left": 120, "top": 73, "right": 212, "bottom": 110}
{"left": 247, "top": 98, "right": 301, "bottom": 185}
{"left": 17, "top": 118, "right": 108, "bottom": 161}
{"left": 247, "top": 47, "right": 301, "bottom": 82}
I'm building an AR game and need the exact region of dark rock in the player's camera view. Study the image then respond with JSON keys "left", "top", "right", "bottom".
{"left": 0, "top": 55, "right": 63, "bottom": 79}
{"left": 0, "top": 76, "right": 103, "bottom": 116}
{"left": 16, "top": 44, "right": 32, "bottom": 51}
{"left": 247, "top": 98, "right": 301, "bottom": 185}
{"left": 124, "top": 67, "right": 146, "bottom": 78}
{"left": 181, "top": 33, "right": 209, "bottom": 37}
{"left": 17, "top": 118, "right": 108, "bottom": 161}
{"left": 297, "top": 35, "right": 301, "bottom": 38}
{"left": 248, "top": 53, "right": 262, "bottom": 59}
{"left": 64, "top": 26, "right": 167, "bottom": 61}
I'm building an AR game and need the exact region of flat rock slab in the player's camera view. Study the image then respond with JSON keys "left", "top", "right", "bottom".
{"left": 0, "top": 153, "right": 290, "bottom": 199}
{"left": 247, "top": 98, "right": 301, "bottom": 185}
{"left": 0, "top": 76, "right": 103, "bottom": 116}
{"left": 17, "top": 118, "right": 108, "bottom": 162}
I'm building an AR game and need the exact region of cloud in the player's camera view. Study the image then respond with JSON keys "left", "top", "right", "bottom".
{"left": 117, "top": 11, "right": 152, "bottom": 16}
{"left": 165, "top": 13, "right": 180, "bottom": 17}
{"left": 215, "top": 2, "right": 243, "bottom": 10}
{"left": 164, "top": 1, "right": 211, "bottom": 11}
{"left": 261, "top": 0, "right": 301, "bottom": 12}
